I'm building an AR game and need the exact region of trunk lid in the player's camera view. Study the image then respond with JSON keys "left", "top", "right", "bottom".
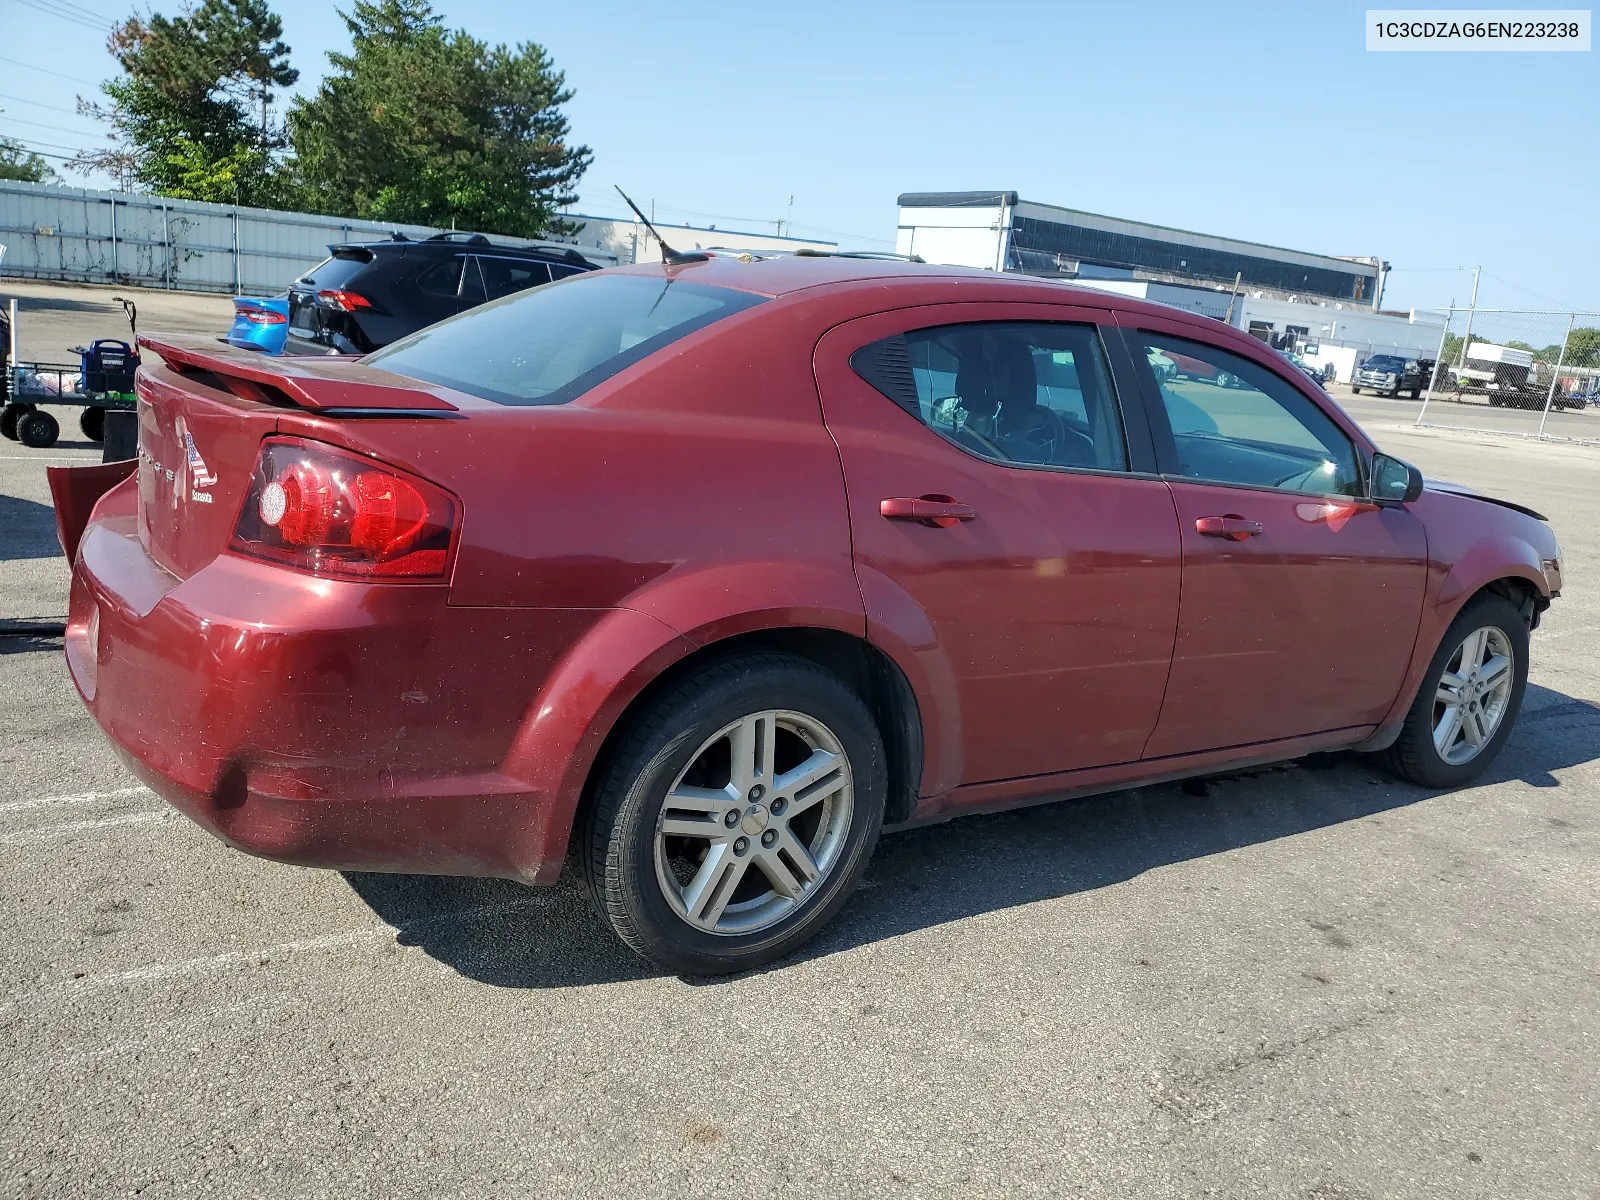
{"left": 133, "top": 336, "right": 459, "bottom": 581}
{"left": 136, "top": 363, "right": 279, "bottom": 580}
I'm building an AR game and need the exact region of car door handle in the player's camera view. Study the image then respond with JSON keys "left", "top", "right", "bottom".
{"left": 881, "top": 495, "right": 976, "bottom": 528}
{"left": 1195, "top": 515, "right": 1263, "bottom": 541}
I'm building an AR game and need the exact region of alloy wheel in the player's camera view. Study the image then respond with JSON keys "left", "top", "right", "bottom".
{"left": 1433, "top": 626, "right": 1515, "bottom": 766}
{"left": 654, "top": 709, "right": 854, "bottom": 936}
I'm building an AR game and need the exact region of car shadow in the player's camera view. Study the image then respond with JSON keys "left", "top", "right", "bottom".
{"left": 343, "top": 681, "right": 1600, "bottom": 990}
{"left": 0, "top": 494, "right": 64, "bottom": 561}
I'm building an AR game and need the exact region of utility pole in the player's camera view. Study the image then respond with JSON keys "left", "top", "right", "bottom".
{"left": 1223, "top": 271, "right": 1243, "bottom": 326}
{"left": 1458, "top": 265, "right": 1481, "bottom": 366}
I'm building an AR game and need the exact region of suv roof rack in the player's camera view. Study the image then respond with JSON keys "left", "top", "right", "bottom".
{"left": 425, "top": 232, "right": 493, "bottom": 245}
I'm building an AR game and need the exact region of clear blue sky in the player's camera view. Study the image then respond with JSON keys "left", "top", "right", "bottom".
{"left": 2, "top": 0, "right": 1594, "bottom": 312}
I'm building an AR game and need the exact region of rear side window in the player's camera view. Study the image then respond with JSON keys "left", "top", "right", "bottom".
{"left": 415, "top": 256, "right": 464, "bottom": 298}
{"left": 851, "top": 322, "right": 1127, "bottom": 471}
{"left": 366, "top": 274, "right": 766, "bottom": 406}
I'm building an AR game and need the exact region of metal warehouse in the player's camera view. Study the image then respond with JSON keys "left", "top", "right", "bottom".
{"left": 896, "top": 190, "right": 1387, "bottom": 309}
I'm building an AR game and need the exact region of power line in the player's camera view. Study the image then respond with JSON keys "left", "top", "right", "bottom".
{"left": 41, "top": 0, "right": 115, "bottom": 21}
{"left": 0, "top": 55, "right": 99, "bottom": 85}
{"left": 1, "top": 132, "right": 95, "bottom": 153}
{"left": 12, "top": 0, "right": 112, "bottom": 31}
{"left": 2, "top": 114, "right": 103, "bottom": 137}
{"left": 1482, "top": 271, "right": 1575, "bottom": 309}
{"left": 0, "top": 92, "right": 89, "bottom": 116}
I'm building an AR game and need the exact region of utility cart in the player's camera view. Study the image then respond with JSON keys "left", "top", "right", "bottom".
{"left": 2, "top": 299, "right": 140, "bottom": 449}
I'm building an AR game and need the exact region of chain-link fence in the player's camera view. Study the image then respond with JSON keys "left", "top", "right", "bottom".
{"left": 1413, "top": 307, "right": 1600, "bottom": 444}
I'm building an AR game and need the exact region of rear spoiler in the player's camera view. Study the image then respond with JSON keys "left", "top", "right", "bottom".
{"left": 137, "top": 334, "right": 458, "bottom": 413}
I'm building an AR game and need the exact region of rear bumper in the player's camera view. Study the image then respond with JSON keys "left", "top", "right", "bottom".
{"left": 66, "top": 481, "right": 598, "bottom": 883}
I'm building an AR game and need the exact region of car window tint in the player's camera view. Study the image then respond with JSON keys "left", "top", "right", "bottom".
{"left": 294, "top": 253, "right": 368, "bottom": 290}
{"left": 475, "top": 257, "right": 551, "bottom": 299}
{"left": 852, "top": 322, "right": 1127, "bottom": 471}
{"left": 366, "top": 274, "right": 766, "bottom": 406}
{"left": 416, "top": 256, "right": 464, "bottom": 298}
{"left": 1139, "top": 334, "right": 1362, "bottom": 497}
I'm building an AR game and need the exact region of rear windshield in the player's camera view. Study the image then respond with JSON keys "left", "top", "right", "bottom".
{"left": 295, "top": 252, "right": 372, "bottom": 290}
{"left": 365, "top": 274, "right": 766, "bottom": 406}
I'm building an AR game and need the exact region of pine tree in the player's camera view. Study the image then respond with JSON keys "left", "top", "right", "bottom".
{"left": 289, "top": 0, "right": 591, "bottom": 236}
{"left": 77, "top": 0, "right": 298, "bottom": 204}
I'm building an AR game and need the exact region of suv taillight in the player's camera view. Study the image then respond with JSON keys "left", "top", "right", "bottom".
{"left": 318, "top": 289, "right": 372, "bottom": 312}
{"left": 230, "top": 438, "right": 458, "bottom": 581}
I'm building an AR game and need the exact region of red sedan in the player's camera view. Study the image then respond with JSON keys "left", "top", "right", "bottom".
{"left": 51, "top": 257, "right": 1563, "bottom": 974}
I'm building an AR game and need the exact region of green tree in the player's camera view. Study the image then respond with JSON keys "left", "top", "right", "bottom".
{"left": 0, "top": 138, "right": 57, "bottom": 183}
{"left": 1550, "top": 327, "right": 1600, "bottom": 369}
{"left": 288, "top": 0, "right": 591, "bottom": 236}
{"left": 77, "top": 0, "right": 298, "bottom": 205}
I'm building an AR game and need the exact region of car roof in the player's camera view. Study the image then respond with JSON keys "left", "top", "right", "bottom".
{"left": 606, "top": 254, "right": 1246, "bottom": 331}
{"left": 334, "top": 237, "right": 594, "bottom": 266}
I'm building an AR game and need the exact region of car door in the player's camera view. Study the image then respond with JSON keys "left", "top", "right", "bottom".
{"left": 1119, "top": 317, "right": 1428, "bottom": 758}
{"left": 814, "top": 304, "right": 1182, "bottom": 788}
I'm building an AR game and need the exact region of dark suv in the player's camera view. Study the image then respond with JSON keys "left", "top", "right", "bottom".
{"left": 285, "top": 232, "right": 598, "bottom": 355}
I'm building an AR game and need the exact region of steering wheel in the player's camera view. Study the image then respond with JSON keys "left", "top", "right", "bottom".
{"left": 1003, "top": 406, "right": 1067, "bottom": 463}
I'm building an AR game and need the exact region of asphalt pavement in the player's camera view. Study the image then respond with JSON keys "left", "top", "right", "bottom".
{"left": 1, "top": 315, "right": 1597, "bottom": 1197}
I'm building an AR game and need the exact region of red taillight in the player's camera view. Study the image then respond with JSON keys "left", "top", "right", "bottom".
{"left": 230, "top": 439, "right": 457, "bottom": 581}
{"left": 240, "top": 308, "right": 288, "bottom": 324}
{"left": 317, "top": 289, "right": 373, "bottom": 312}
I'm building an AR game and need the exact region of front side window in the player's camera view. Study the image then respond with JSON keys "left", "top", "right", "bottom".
{"left": 851, "top": 322, "right": 1127, "bottom": 471}
{"left": 367, "top": 274, "right": 766, "bottom": 406}
{"left": 475, "top": 256, "right": 552, "bottom": 300}
{"left": 1137, "top": 334, "right": 1362, "bottom": 497}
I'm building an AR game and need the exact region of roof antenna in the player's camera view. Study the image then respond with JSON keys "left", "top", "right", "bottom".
{"left": 615, "top": 186, "right": 709, "bottom": 265}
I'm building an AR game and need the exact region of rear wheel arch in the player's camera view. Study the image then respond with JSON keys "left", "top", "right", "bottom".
{"left": 577, "top": 626, "right": 924, "bottom": 839}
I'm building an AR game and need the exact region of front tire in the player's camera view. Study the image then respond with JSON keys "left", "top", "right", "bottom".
{"left": 582, "top": 653, "right": 887, "bottom": 975}
{"left": 17, "top": 408, "right": 59, "bottom": 448}
{"left": 1350, "top": 386, "right": 1362, "bottom": 395}
{"left": 1381, "top": 594, "right": 1529, "bottom": 788}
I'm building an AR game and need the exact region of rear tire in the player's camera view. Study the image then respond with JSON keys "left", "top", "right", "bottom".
{"left": 1381, "top": 593, "right": 1529, "bottom": 789}
{"left": 17, "top": 408, "right": 59, "bottom": 448}
{"left": 79, "top": 407, "right": 106, "bottom": 442}
{"left": 583, "top": 653, "right": 887, "bottom": 975}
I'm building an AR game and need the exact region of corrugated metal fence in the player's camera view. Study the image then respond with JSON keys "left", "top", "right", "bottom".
{"left": 0, "top": 180, "right": 618, "bottom": 295}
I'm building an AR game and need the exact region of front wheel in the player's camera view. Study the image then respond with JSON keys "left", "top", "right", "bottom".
{"left": 17, "top": 408, "right": 59, "bottom": 448}
{"left": 583, "top": 653, "right": 887, "bottom": 974}
{"left": 1350, "top": 386, "right": 1362, "bottom": 395}
{"left": 1381, "top": 594, "right": 1529, "bottom": 788}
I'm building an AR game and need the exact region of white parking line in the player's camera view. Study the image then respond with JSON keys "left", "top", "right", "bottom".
{"left": 0, "top": 809, "right": 173, "bottom": 846}
{"left": 28, "top": 895, "right": 551, "bottom": 1004}
{"left": 0, "top": 786, "right": 149, "bottom": 815}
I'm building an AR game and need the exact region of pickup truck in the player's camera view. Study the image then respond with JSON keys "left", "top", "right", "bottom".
{"left": 1351, "top": 354, "right": 1433, "bottom": 398}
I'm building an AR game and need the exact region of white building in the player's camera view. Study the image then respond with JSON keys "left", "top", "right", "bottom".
{"left": 894, "top": 190, "right": 1441, "bottom": 382}
{"left": 557, "top": 212, "right": 835, "bottom": 265}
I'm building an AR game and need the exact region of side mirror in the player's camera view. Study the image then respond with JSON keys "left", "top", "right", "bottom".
{"left": 1371, "top": 452, "right": 1424, "bottom": 503}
